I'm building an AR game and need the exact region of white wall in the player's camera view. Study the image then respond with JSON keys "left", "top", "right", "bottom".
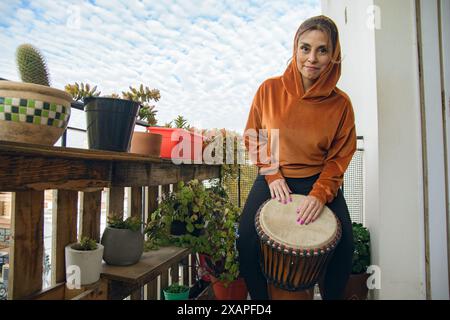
{"left": 322, "top": 0, "right": 427, "bottom": 299}
{"left": 418, "top": 0, "right": 449, "bottom": 299}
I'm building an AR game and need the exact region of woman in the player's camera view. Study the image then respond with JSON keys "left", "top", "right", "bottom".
{"left": 237, "top": 15, "right": 356, "bottom": 300}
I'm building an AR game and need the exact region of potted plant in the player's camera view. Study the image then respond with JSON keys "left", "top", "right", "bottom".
{"left": 65, "top": 82, "right": 145, "bottom": 152}
{"left": 0, "top": 44, "right": 72, "bottom": 145}
{"left": 101, "top": 215, "right": 144, "bottom": 266}
{"left": 191, "top": 183, "right": 247, "bottom": 300}
{"left": 163, "top": 283, "right": 190, "bottom": 300}
{"left": 65, "top": 236, "right": 104, "bottom": 286}
{"left": 343, "top": 223, "right": 371, "bottom": 300}
{"left": 148, "top": 115, "right": 203, "bottom": 162}
{"left": 145, "top": 180, "right": 211, "bottom": 242}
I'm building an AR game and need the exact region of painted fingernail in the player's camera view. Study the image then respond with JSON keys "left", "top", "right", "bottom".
{"left": 290, "top": 198, "right": 292, "bottom": 202}
{"left": 300, "top": 220, "right": 304, "bottom": 225}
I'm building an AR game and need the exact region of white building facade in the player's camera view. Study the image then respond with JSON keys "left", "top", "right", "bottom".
{"left": 321, "top": 0, "right": 450, "bottom": 299}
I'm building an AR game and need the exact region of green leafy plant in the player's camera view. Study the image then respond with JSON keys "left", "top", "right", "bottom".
{"left": 65, "top": 82, "right": 101, "bottom": 101}
{"left": 71, "top": 236, "right": 98, "bottom": 251}
{"left": 107, "top": 215, "right": 142, "bottom": 232}
{"left": 16, "top": 43, "right": 50, "bottom": 86}
{"left": 144, "top": 177, "right": 242, "bottom": 284}
{"left": 199, "top": 199, "right": 242, "bottom": 285}
{"left": 164, "top": 283, "right": 189, "bottom": 294}
{"left": 351, "top": 223, "right": 371, "bottom": 274}
{"left": 144, "top": 179, "right": 214, "bottom": 250}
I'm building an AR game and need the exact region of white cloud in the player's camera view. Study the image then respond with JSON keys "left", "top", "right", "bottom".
{"left": 0, "top": 0, "right": 320, "bottom": 134}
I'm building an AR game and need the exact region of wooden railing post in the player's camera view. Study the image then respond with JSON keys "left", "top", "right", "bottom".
{"left": 107, "top": 187, "right": 124, "bottom": 219}
{"left": 170, "top": 263, "right": 180, "bottom": 285}
{"left": 51, "top": 190, "right": 78, "bottom": 285}
{"left": 80, "top": 190, "right": 102, "bottom": 242}
{"left": 160, "top": 270, "right": 169, "bottom": 300}
{"left": 182, "top": 256, "right": 190, "bottom": 286}
{"left": 9, "top": 190, "right": 45, "bottom": 299}
{"left": 129, "top": 187, "right": 143, "bottom": 220}
{"left": 146, "top": 278, "right": 158, "bottom": 300}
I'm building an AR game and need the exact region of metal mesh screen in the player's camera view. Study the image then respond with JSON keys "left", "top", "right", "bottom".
{"left": 222, "top": 149, "right": 364, "bottom": 224}
{"left": 343, "top": 149, "right": 364, "bottom": 224}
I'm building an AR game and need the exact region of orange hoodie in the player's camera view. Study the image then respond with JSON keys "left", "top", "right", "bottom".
{"left": 244, "top": 31, "right": 356, "bottom": 204}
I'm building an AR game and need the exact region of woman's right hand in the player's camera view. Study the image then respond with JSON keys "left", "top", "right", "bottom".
{"left": 268, "top": 178, "right": 292, "bottom": 204}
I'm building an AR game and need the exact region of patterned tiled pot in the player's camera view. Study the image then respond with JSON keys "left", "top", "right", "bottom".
{"left": 0, "top": 81, "right": 72, "bottom": 145}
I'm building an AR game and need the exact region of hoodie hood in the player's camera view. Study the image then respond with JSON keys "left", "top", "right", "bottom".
{"left": 281, "top": 29, "right": 342, "bottom": 102}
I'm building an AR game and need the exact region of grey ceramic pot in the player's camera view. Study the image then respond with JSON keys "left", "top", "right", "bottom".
{"left": 101, "top": 227, "right": 144, "bottom": 266}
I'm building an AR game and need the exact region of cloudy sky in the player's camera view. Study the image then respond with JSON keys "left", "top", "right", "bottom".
{"left": 0, "top": 0, "right": 320, "bottom": 138}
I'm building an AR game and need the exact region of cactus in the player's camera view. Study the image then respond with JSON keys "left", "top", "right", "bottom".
{"left": 16, "top": 43, "right": 50, "bottom": 86}
{"left": 65, "top": 82, "right": 101, "bottom": 101}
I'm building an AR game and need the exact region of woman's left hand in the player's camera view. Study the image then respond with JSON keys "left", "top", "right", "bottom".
{"left": 296, "top": 195, "right": 325, "bottom": 225}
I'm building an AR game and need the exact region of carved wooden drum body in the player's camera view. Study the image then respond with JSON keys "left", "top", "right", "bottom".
{"left": 255, "top": 194, "right": 341, "bottom": 298}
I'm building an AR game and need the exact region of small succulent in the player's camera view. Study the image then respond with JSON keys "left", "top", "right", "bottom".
{"left": 138, "top": 104, "right": 158, "bottom": 126}
{"left": 107, "top": 215, "right": 142, "bottom": 232}
{"left": 16, "top": 43, "right": 50, "bottom": 86}
{"left": 72, "top": 236, "right": 98, "bottom": 251}
{"left": 122, "top": 84, "right": 160, "bottom": 126}
{"left": 65, "top": 82, "right": 101, "bottom": 101}
{"left": 122, "top": 84, "right": 161, "bottom": 104}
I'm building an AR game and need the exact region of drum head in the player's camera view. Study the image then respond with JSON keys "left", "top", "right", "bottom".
{"left": 258, "top": 194, "right": 338, "bottom": 250}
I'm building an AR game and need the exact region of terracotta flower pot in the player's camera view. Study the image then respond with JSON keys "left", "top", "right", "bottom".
{"left": 130, "top": 131, "right": 162, "bottom": 157}
{"left": 210, "top": 276, "right": 248, "bottom": 300}
{"left": 344, "top": 272, "right": 370, "bottom": 300}
{"left": 0, "top": 81, "right": 72, "bottom": 145}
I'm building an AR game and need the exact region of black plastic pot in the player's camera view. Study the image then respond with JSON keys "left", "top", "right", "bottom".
{"left": 84, "top": 97, "right": 140, "bottom": 152}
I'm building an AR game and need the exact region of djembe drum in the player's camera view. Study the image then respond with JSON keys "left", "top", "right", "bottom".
{"left": 255, "top": 194, "right": 341, "bottom": 300}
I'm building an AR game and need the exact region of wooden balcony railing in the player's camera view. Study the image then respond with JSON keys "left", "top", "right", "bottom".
{"left": 0, "top": 140, "right": 221, "bottom": 300}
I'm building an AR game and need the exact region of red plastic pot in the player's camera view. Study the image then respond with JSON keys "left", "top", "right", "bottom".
{"left": 147, "top": 127, "right": 203, "bottom": 162}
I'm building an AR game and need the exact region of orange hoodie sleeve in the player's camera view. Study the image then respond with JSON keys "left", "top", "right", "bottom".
{"left": 308, "top": 101, "right": 357, "bottom": 204}
{"left": 244, "top": 87, "right": 283, "bottom": 185}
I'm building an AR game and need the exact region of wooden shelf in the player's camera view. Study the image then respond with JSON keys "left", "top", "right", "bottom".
{"left": 0, "top": 141, "right": 221, "bottom": 191}
{"left": 101, "top": 246, "right": 190, "bottom": 286}
{"left": 1, "top": 140, "right": 220, "bottom": 299}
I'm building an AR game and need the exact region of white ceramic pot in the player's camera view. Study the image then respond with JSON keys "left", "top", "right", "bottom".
{"left": 0, "top": 81, "right": 72, "bottom": 145}
{"left": 65, "top": 243, "right": 104, "bottom": 286}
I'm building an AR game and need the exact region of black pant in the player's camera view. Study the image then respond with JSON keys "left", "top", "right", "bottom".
{"left": 237, "top": 174, "right": 354, "bottom": 300}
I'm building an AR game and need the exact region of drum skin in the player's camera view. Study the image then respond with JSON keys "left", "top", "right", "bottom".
{"left": 255, "top": 194, "right": 342, "bottom": 299}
